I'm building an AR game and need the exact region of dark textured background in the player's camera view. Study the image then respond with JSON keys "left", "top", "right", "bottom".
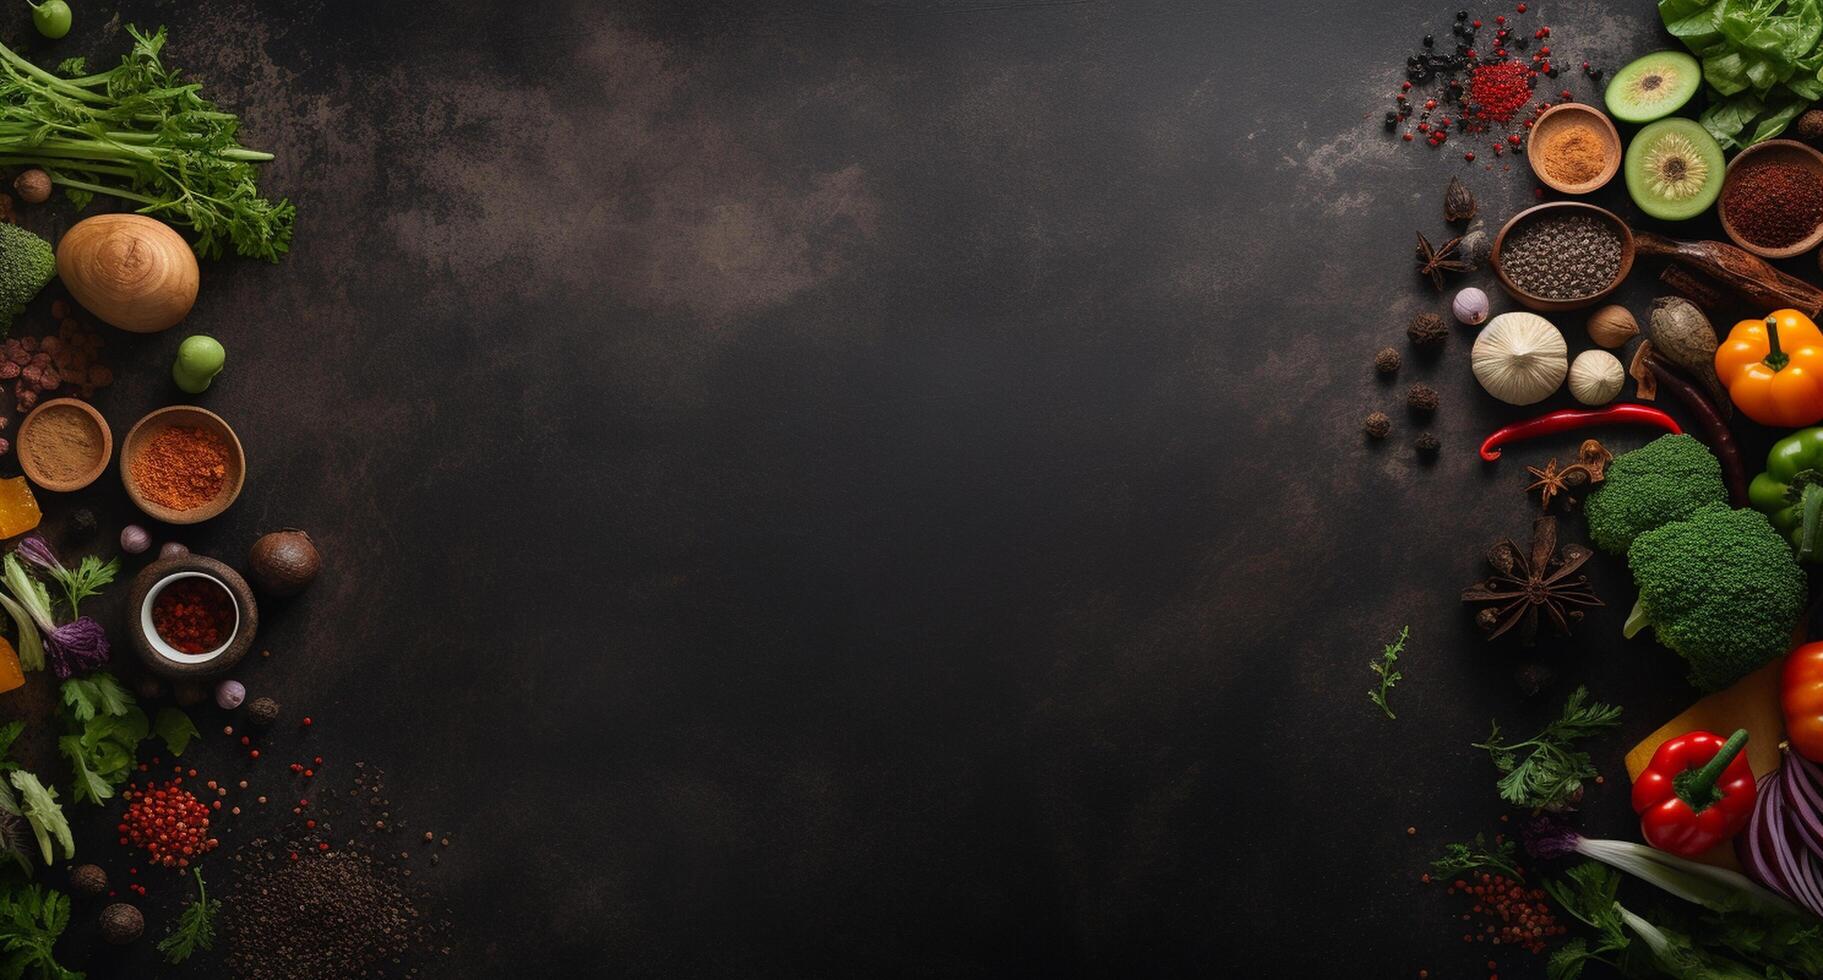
{"left": 0, "top": 0, "right": 1790, "bottom": 976}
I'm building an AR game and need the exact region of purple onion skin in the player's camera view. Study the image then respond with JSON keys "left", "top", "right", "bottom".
{"left": 14, "top": 535, "right": 58, "bottom": 574}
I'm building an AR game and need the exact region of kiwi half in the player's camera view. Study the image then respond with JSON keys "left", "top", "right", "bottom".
{"left": 1605, "top": 50, "right": 1701, "bottom": 123}
{"left": 1625, "top": 117, "right": 1724, "bottom": 221}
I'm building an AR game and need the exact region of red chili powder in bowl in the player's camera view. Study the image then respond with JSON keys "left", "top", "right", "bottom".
{"left": 1723, "top": 160, "right": 1823, "bottom": 249}
{"left": 130, "top": 426, "right": 229, "bottom": 511}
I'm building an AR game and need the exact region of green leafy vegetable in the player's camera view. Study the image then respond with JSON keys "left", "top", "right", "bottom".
{"left": 57, "top": 672, "right": 153, "bottom": 805}
{"left": 0, "top": 25, "right": 293, "bottom": 260}
{"left": 1368, "top": 625, "right": 1407, "bottom": 720}
{"left": 44, "top": 556, "right": 114, "bottom": 619}
{"left": 6, "top": 773, "right": 68, "bottom": 866}
{"left": 1659, "top": 0, "right": 1823, "bottom": 148}
{"left": 58, "top": 673, "right": 130, "bottom": 723}
{"left": 152, "top": 708, "right": 197, "bottom": 758}
{"left": 1432, "top": 833, "right": 1524, "bottom": 881}
{"left": 155, "top": 869, "right": 217, "bottom": 965}
{"left": 0, "top": 882, "right": 80, "bottom": 980}
{"left": 1473, "top": 686, "right": 1622, "bottom": 809}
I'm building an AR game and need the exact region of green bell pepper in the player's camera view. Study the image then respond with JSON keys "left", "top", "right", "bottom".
{"left": 1750, "top": 427, "right": 1823, "bottom": 562}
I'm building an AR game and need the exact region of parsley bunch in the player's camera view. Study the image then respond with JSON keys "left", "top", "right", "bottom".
{"left": 1474, "top": 686, "right": 1622, "bottom": 810}
{"left": 0, "top": 883, "right": 79, "bottom": 980}
{"left": 0, "top": 25, "right": 293, "bottom": 260}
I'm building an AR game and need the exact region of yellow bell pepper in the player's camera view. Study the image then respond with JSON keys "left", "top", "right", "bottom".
{"left": 1716, "top": 309, "right": 1823, "bottom": 428}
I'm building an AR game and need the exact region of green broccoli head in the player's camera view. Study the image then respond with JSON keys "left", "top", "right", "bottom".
{"left": 1584, "top": 434, "right": 1728, "bottom": 555}
{"left": 0, "top": 222, "right": 54, "bottom": 330}
{"left": 1625, "top": 503, "right": 1805, "bottom": 692}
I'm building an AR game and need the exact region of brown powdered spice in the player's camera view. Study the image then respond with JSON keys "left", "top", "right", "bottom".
{"left": 130, "top": 426, "right": 228, "bottom": 511}
{"left": 19, "top": 405, "right": 102, "bottom": 484}
{"left": 1539, "top": 123, "right": 1607, "bottom": 186}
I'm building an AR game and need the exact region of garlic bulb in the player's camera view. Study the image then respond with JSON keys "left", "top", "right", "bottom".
{"left": 1471, "top": 312, "right": 1568, "bottom": 405}
{"left": 1568, "top": 349, "right": 1624, "bottom": 405}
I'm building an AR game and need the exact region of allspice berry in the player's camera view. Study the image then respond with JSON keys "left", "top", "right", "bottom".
{"left": 12, "top": 168, "right": 49, "bottom": 205}
{"left": 1364, "top": 411, "right": 1391, "bottom": 439}
{"left": 1415, "top": 432, "right": 1441, "bottom": 455}
{"left": 100, "top": 903, "right": 143, "bottom": 945}
{"left": 1407, "top": 383, "right": 1440, "bottom": 413}
{"left": 69, "top": 864, "right": 107, "bottom": 897}
{"left": 1374, "top": 347, "right": 1401, "bottom": 375}
{"left": 246, "top": 696, "right": 281, "bottom": 727}
{"left": 1798, "top": 108, "right": 1823, "bottom": 145}
{"left": 1407, "top": 312, "right": 1448, "bottom": 349}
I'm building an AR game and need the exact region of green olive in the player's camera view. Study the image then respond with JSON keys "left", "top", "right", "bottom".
{"left": 172, "top": 335, "right": 224, "bottom": 393}
{"left": 29, "top": 0, "right": 71, "bottom": 40}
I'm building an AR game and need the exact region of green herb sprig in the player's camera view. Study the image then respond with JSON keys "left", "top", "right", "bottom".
{"left": 1433, "top": 833, "right": 1524, "bottom": 882}
{"left": 1474, "top": 686, "right": 1622, "bottom": 810}
{"left": 1368, "top": 626, "right": 1408, "bottom": 720}
{"left": 155, "top": 868, "right": 218, "bottom": 964}
{"left": 47, "top": 555, "right": 116, "bottom": 619}
{"left": 0, "top": 883, "right": 80, "bottom": 980}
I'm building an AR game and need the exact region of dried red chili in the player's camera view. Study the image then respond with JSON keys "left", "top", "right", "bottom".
{"left": 151, "top": 578, "right": 234, "bottom": 654}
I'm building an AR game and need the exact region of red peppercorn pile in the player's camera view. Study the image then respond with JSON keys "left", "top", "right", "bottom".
{"left": 118, "top": 778, "right": 220, "bottom": 869}
{"left": 1386, "top": 5, "right": 1602, "bottom": 161}
{"left": 151, "top": 578, "right": 235, "bottom": 654}
{"left": 1722, "top": 160, "right": 1823, "bottom": 249}
{"left": 1446, "top": 871, "right": 1566, "bottom": 954}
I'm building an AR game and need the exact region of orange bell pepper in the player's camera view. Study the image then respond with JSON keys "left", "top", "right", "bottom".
{"left": 0, "top": 635, "right": 23, "bottom": 695}
{"left": 1716, "top": 309, "right": 1823, "bottom": 428}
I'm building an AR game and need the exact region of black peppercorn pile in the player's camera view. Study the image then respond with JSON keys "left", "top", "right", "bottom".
{"left": 1499, "top": 214, "right": 1621, "bottom": 300}
{"left": 223, "top": 848, "right": 426, "bottom": 979}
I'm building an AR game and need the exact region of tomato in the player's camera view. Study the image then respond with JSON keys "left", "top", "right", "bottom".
{"left": 1783, "top": 642, "right": 1823, "bottom": 761}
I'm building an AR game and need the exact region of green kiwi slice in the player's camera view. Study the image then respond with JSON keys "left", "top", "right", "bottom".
{"left": 1625, "top": 117, "right": 1723, "bottom": 221}
{"left": 1605, "top": 51, "right": 1701, "bottom": 123}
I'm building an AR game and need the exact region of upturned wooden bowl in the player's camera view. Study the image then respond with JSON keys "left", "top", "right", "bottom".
{"left": 1528, "top": 103, "right": 1622, "bottom": 195}
{"left": 128, "top": 555, "right": 258, "bottom": 679}
{"left": 1718, "top": 139, "right": 1823, "bottom": 259}
{"left": 1489, "top": 202, "right": 1636, "bottom": 313}
{"left": 16, "top": 398, "right": 111, "bottom": 492}
{"left": 120, "top": 405, "right": 245, "bottom": 524}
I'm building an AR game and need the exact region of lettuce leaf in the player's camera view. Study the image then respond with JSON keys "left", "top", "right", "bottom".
{"left": 1662, "top": 0, "right": 1823, "bottom": 145}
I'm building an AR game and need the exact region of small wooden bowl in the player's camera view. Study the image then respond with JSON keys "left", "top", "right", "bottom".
{"left": 15, "top": 398, "right": 110, "bottom": 492}
{"left": 119, "top": 405, "right": 245, "bottom": 524}
{"left": 1718, "top": 139, "right": 1823, "bottom": 259}
{"left": 1528, "top": 103, "right": 1622, "bottom": 194}
{"left": 1490, "top": 201, "right": 1636, "bottom": 313}
{"left": 127, "top": 555, "right": 257, "bottom": 679}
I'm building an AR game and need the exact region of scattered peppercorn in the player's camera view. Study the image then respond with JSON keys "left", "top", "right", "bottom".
{"left": 1445, "top": 871, "right": 1566, "bottom": 954}
{"left": 246, "top": 697, "right": 280, "bottom": 727}
{"left": 1407, "top": 383, "right": 1441, "bottom": 413}
{"left": 1416, "top": 432, "right": 1442, "bottom": 455}
{"left": 1365, "top": 412, "right": 1392, "bottom": 439}
{"left": 1408, "top": 311, "right": 1448, "bottom": 349}
{"left": 100, "top": 903, "right": 143, "bottom": 945}
{"left": 69, "top": 863, "right": 107, "bottom": 897}
{"left": 119, "top": 779, "right": 219, "bottom": 868}
{"left": 1375, "top": 347, "right": 1402, "bottom": 375}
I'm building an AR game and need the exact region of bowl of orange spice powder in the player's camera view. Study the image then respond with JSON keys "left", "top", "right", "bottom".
{"left": 120, "top": 405, "right": 245, "bottom": 524}
{"left": 1529, "top": 103, "right": 1622, "bottom": 195}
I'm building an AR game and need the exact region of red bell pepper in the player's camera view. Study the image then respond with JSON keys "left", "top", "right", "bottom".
{"left": 1630, "top": 728, "right": 1756, "bottom": 857}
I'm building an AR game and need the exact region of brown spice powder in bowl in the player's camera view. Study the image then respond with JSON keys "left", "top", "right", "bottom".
{"left": 129, "top": 426, "right": 229, "bottom": 511}
{"left": 1539, "top": 123, "right": 1607, "bottom": 186}
{"left": 17, "top": 400, "right": 108, "bottom": 491}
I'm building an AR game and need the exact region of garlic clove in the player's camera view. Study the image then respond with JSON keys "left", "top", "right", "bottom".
{"left": 1472, "top": 311, "right": 1569, "bottom": 405}
{"left": 1568, "top": 349, "right": 1625, "bottom": 405}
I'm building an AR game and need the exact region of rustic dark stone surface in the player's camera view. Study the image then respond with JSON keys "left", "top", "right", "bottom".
{"left": 4, "top": 0, "right": 1802, "bottom": 976}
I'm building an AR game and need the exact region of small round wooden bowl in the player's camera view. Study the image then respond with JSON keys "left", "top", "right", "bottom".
{"left": 1719, "top": 139, "right": 1823, "bottom": 259}
{"left": 15, "top": 398, "right": 110, "bottom": 492}
{"left": 1527, "top": 103, "right": 1622, "bottom": 194}
{"left": 128, "top": 555, "right": 257, "bottom": 679}
{"left": 1490, "top": 201, "right": 1636, "bottom": 313}
{"left": 119, "top": 405, "right": 245, "bottom": 524}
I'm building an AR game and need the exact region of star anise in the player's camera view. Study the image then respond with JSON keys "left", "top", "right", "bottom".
{"left": 1522, "top": 440, "right": 1614, "bottom": 510}
{"left": 1461, "top": 515, "right": 1603, "bottom": 644}
{"left": 1415, "top": 231, "right": 1470, "bottom": 291}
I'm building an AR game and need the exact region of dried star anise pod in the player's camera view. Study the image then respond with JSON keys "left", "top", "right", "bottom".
{"left": 1522, "top": 440, "right": 1614, "bottom": 511}
{"left": 1461, "top": 515, "right": 1603, "bottom": 644}
{"left": 1444, "top": 176, "right": 1477, "bottom": 224}
{"left": 1415, "top": 231, "right": 1470, "bottom": 291}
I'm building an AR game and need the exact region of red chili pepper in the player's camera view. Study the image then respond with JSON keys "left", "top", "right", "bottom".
{"left": 1630, "top": 729, "right": 1755, "bottom": 857}
{"left": 1478, "top": 404, "right": 1683, "bottom": 461}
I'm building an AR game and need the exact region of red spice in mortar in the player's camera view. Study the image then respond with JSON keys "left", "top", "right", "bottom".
{"left": 119, "top": 778, "right": 219, "bottom": 869}
{"left": 152, "top": 578, "right": 234, "bottom": 654}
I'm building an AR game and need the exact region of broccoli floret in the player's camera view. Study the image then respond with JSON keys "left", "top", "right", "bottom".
{"left": 1584, "top": 434, "right": 1728, "bottom": 555}
{"left": 1624, "top": 503, "right": 1805, "bottom": 691}
{"left": 0, "top": 223, "right": 53, "bottom": 331}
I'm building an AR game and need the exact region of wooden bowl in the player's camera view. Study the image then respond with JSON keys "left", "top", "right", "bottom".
{"left": 1718, "top": 139, "right": 1823, "bottom": 259}
{"left": 1489, "top": 202, "right": 1636, "bottom": 313}
{"left": 1528, "top": 103, "right": 1622, "bottom": 194}
{"left": 15, "top": 398, "right": 110, "bottom": 492}
{"left": 127, "top": 555, "right": 257, "bottom": 679}
{"left": 119, "top": 405, "right": 245, "bottom": 524}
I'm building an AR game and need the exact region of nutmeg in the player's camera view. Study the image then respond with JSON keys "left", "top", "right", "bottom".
{"left": 1586, "top": 305, "right": 1639, "bottom": 349}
